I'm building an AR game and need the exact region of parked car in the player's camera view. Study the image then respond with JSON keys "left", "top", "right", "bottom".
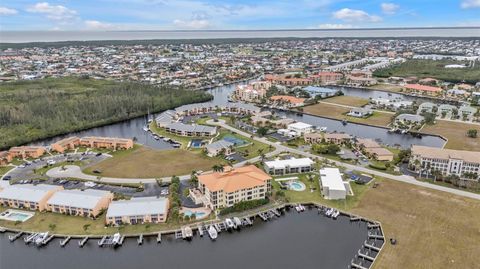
{"left": 47, "top": 160, "right": 56, "bottom": 165}
{"left": 2, "top": 176, "right": 11, "bottom": 181}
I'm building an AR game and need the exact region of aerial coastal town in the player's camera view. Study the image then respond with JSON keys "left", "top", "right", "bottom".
{"left": 1, "top": 37, "right": 480, "bottom": 269}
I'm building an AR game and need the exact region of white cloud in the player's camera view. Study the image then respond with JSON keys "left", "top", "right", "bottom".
{"left": 332, "top": 8, "right": 382, "bottom": 22}
{"left": 173, "top": 19, "right": 211, "bottom": 29}
{"left": 461, "top": 0, "right": 480, "bottom": 8}
{"left": 84, "top": 20, "right": 115, "bottom": 30}
{"left": 316, "top": 23, "right": 354, "bottom": 29}
{"left": 381, "top": 3, "right": 400, "bottom": 14}
{"left": 26, "top": 2, "right": 77, "bottom": 21}
{"left": 0, "top": 6, "right": 18, "bottom": 15}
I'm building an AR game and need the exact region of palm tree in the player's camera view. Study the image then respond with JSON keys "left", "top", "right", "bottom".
{"left": 212, "top": 165, "right": 224, "bottom": 173}
{"left": 189, "top": 171, "right": 198, "bottom": 187}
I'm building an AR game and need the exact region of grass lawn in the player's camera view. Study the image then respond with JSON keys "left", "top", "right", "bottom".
{"left": 272, "top": 173, "right": 370, "bottom": 211}
{"left": 323, "top": 95, "right": 369, "bottom": 107}
{"left": 304, "top": 103, "right": 393, "bottom": 127}
{"left": 367, "top": 83, "right": 405, "bottom": 93}
{"left": 84, "top": 146, "right": 224, "bottom": 178}
{"left": 0, "top": 166, "right": 14, "bottom": 176}
{"left": 351, "top": 178, "right": 480, "bottom": 269}
{"left": 422, "top": 120, "right": 480, "bottom": 151}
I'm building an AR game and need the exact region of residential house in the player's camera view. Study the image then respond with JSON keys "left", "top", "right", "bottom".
{"left": 106, "top": 197, "right": 169, "bottom": 225}
{"left": 46, "top": 189, "right": 113, "bottom": 218}
{"left": 319, "top": 168, "right": 349, "bottom": 200}
{"left": 348, "top": 107, "right": 372, "bottom": 118}
{"left": 206, "top": 140, "right": 235, "bottom": 157}
{"left": 287, "top": 122, "right": 313, "bottom": 136}
{"left": 0, "top": 184, "right": 63, "bottom": 211}
{"left": 264, "top": 158, "right": 314, "bottom": 175}
{"left": 270, "top": 95, "right": 306, "bottom": 107}
{"left": 51, "top": 136, "right": 80, "bottom": 153}
{"left": 8, "top": 146, "right": 46, "bottom": 159}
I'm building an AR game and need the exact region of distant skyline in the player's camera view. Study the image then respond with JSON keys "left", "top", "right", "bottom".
{"left": 0, "top": 0, "right": 479, "bottom": 31}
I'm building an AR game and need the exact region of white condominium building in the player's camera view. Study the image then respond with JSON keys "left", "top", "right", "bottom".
{"left": 264, "top": 158, "right": 314, "bottom": 175}
{"left": 410, "top": 145, "right": 480, "bottom": 179}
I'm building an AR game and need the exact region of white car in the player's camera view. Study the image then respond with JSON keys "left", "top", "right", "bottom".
{"left": 47, "top": 160, "right": 56, "bottom": 165}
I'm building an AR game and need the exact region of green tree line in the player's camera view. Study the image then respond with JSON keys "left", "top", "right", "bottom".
{"left": 0, "top": 77, "right": 212, "bottom": 149}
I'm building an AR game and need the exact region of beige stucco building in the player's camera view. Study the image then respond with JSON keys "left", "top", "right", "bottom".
{"left": 0, "top": 184, "right": 63, "bottom": 211}
{"left": 106, "top": 197, "right": 169, "bottom": 225}
{"left": 46, "top": 189, "right": 113, "bottom": 218}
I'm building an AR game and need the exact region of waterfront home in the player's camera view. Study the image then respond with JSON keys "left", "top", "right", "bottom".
{"left": 175, "top": 103, "right": 260, "bottom": 117}
{"left": 287, "top": 122, "right": 313, "bottom": 136}
{"left": 155, "top": 110, "right": 176, "bottom": 128}
{"left": 51, "top": 136, "right": 80, "bottom": 153}
{"left": 206, "top": 140, "right": 235, "bottom": 157}
{"left": 197, "top": 165, "right": 272, "bottom": 210}
{"left": 410, "top": 145, "right": 480, "bottom": 180}
{"left": 395, "top": 114, "right": 425, "bottom": 125}
{"left": 106, "top": 197, "right": 169, "bottom": 225}
{"left": 346, "top": 75, "right": 377, "bottom": 87}
{"left": 310, "top": 72, "right": 343, "bottom": 85}
{"left": 304, "top": 132, "right": 323, "bottom": 144}
{"left": 356, "top": 138, "right": 394, "bottom": 161}
{"left": 319, "top": 168, "right": 349, "bottom": 200}
{"left": 324, "top": 133, "right": 353, "bottom": 145}
{"left": 458, "top": 106, "right": 477, "bottom": 121}
{"left": 417, "top": 102, "right": 437, "bottom": 114}
{"left": 165, "top": 122, "right": 217, "bottom": 137}
{"left": 8, "top": 146, "right": 46, "bottom": 159}
{"left": 347, "top": 107, "right": 372, "bottom": 118}
{"left": 0, "top": 184, "right": 63, "bottom": 211}
{"left": 235, "top": 82, "right": 270, "bottom": 102}
{"left": 303, "top": 86, "right": 338, "bottom": 98}
{"left": 264, "top": 158, "right": 314, "bottom": 175}
{"left": 79, "top": 136, "right": 133, "bottom": 150}
{"left": 0, "top": 151, "right": 12, "bottom": 166}
{"left": 270, "top": 95, "right": 306, "bottom": 107}
{"left": 437, "top": 104, "right": 456, "bottom": 118}
{"left": 446, "top": 89, "right": 469, "bottom": 99}
{"left": 46, "top": 189, "right": 113, "bottom": 218}
{"left": 404, "top": 84, "right": 443, "bottom": 96}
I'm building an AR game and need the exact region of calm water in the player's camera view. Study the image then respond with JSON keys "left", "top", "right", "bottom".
{"left": 0, "top": 210, "right": 370, "bottom": 269}
{"left": 28, "top": 82, "right": 445, "bottom": 149}
{"left": 1, "top": 28, "right": 479, "bottom": 43}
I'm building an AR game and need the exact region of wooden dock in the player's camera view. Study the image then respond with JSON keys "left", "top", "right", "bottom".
{"left": 60, "top": 236, "right": 71, "bottom": 247}
{"left": 8, "top": 231, "right": 23, "bottom": 242}
{"left": 78, "top": 236, "right": 89, "bottom": 247}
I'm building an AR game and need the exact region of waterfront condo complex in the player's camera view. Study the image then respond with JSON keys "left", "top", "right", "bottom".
{"left": 0, "top": 1, "right": 480, "bottom": 268}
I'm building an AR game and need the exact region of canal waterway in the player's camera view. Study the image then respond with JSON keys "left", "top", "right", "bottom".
{"left": 28, "top": 82, "right": 445, "bottom": 149}
{"left": 0, "top": 210, "right": 370, "bottom": 269}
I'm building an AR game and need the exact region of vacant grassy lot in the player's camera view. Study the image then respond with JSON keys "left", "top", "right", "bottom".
{"left": 373, "top": 59, "right": 480, "bottom": 84}
{"left": 422, "top": 120, "right": 480, "bottom": 151}
{"left": 304, "top": 103, "right": 393, "bottom": 127}
{"left": 84, "top": 146, "right": 222, "bottom": 178}
{"left": 0, "top": 166, "right": 14, "bottom": 176}
{"left": 351, "top": 178, "right": 480, "bottom": 269}
{"left": 368, "top": 83, "right": 404, "bottom": 93}
{"left": 323, "top": 95, "right": 369, "bottom": 107}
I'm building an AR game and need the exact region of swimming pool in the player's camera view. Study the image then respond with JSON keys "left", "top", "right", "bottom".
{"left": 288, "top": 181, "right": 306, "bottom": 192}
{"left": 190, "top": 139, "right": 204, "bottom": 148}
{"left": 223, "top": 135, "right": 247, "bottom": 146}
{"left": 183, "top": 210, "right": 206, "bottom": 218}
{"left": 0, "top": 210, "right": 35, "bottom": 222}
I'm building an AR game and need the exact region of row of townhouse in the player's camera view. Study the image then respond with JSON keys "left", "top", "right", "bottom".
{"left": 304, "top": 132, "right": 353, "bottom": 145}
{"left": 410, "top": 145, "right": 480, "bottom": 179}
{"left": 174, "top": 102, "right": 260, "bottom": 117}
{"left": 0, "top": 184, "right": 169, "bottom": 225}
{"left": 263, "top": 158, "right": 314, "bottom": 175}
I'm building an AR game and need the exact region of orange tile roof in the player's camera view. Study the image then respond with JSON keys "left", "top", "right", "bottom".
{"left": 270, "top": 95, "right": 306, "bottom": 104}
{"left": 198, "top": 165, "right": 271, "bottom": 193}
{"left": 405, "top": 84, "right": 442, "bottom": 92}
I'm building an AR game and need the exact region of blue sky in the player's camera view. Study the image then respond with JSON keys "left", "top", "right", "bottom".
{"left": 0, "top": 0, "right": 479, "bottom": 31}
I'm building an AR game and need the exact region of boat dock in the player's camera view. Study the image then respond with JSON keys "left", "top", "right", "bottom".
{"left": 197, "top": 224, "right": 204, "bottom": 237}
{"left": 24, "top": 233, "right": 38, "bottom": 244}
{"left": 40, "top": 234, "right": 55, "bottom": 246}
{"left": 137, "top": 234, "right": 143, "bottom": 245}
{"left": 8, "top": 231, "right": 23, "bottom": 242}
{"left": 78, "top": 236, "right": 89, "bottom": 247}
{"left": 60, "top": 236, "right": 71, "bottom": 247}
{"left": 156, "top": 233, "right": 162, "bottom": 243}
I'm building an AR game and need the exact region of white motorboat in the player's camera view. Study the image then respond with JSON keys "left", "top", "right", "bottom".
{"left": 332, "top": 210, "right": 340, "bottom": 219}
{"left": 233, "top": 217, "right": 242, "bottom": 229}
{"left": 325, "top": 208, "right": 333, "bottom": 217}
{"left": 208, "top": 225, "right": 218, "bottom": 240}
{"left": 112, "top": 233, "right": 121, "bottom": 245}
{"left": 225, "top": 218, "right": 235, "bottom": 230}
{"left": 214, "top": 223, "right": 222, "bottom": 233}
{"left": 35, "top": 232, "right": 48, "bottom": 246}
{"left": 295, "top": 205, "right": 302, "bottom": 212}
